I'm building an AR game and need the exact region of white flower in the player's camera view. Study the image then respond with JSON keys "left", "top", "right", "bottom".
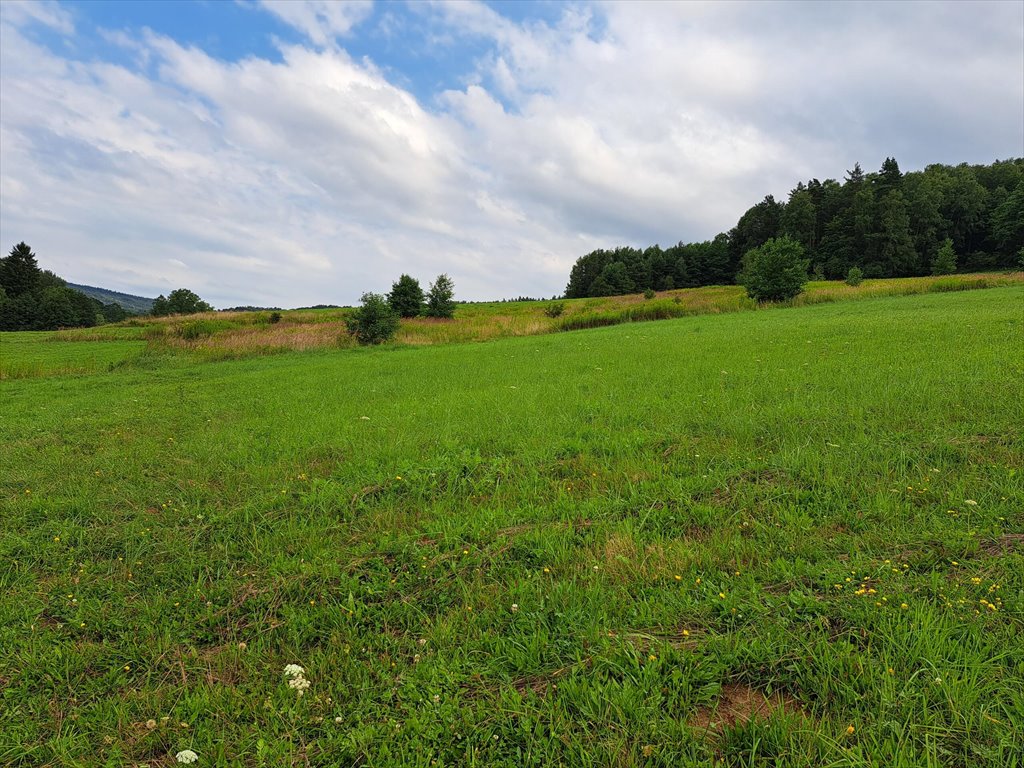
{"left": 175, "top": 750, "right": 199, "bottom": 764}
{"left": 964, "top": 499, "right": 978, "bottom": 506}
{"left": 283, "top": 664, "right": 305, "bottom": 678}
{"left": 510, "top": 604, "right": 519, "bottom": 613}
{"left": 334, "top": 716, "right": 344, "bottom": 724}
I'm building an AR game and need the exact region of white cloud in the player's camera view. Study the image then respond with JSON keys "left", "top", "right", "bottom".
{"left": 0, "top": 0, "right": 74, "bottom": 35}
{"left": 0, "top": 1, "right": 1020, "bottom": 307}
{"left": 256, "top": 0, "right": 374, "bottom": 47}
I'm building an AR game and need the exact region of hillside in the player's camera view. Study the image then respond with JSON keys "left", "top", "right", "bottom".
{"left": 2, "top": 286, "right": 1022, "bottom": 766}
{"left": 67, "top": 282, "right": 155, "bottom": 314}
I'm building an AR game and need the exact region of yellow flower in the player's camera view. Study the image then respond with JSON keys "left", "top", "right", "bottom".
{"left": 846, "top": 725, "right": 855, "bottom": 735}
{"left": 900, "top": 603, "right": 909, "bottom": 610}
{"left": 718, "top": 592, "right": 726, "bottom": 599}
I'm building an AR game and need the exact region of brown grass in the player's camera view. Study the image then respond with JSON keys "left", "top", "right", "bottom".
{"left": 689, "top": 683, "right": 805, "bottom": 731}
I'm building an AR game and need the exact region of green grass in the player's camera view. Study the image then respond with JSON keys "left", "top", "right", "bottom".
{"left": 9, "top": 272, "right": 1019, "bottom": 375}
{"left": 0, "top": 331, "right": 146, "bottom": 379}
{"left": 2, "top": 287, "right": 1022, "bottom": 767}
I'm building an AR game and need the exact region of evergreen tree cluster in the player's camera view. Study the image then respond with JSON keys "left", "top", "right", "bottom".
{"left": 349, "top": 273, "right": 458, "bottom": 346}
{"left": 385, "top": 273, "right": 456, "bottom": 319}
{"left": 565, "top": 158, "right": 1023, "bottom": 298}
{"left": 0, "top": 243, "right": 130, "bottom": 331}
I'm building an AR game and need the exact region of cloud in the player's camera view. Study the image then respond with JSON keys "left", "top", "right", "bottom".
{"left": 0, "top": 0, "right": 74, "bottom": 35}
{"left": 0, "top": 1, "right": 1021, "bottom": 307}
{"left": 256, "top": 0, "right": 374, "bottom": 47}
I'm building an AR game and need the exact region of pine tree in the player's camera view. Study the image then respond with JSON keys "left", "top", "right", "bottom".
{"left": 387, "top": 274, "right": 425, "bottom": 318}
{"left": 0, "top": 242, "right": 42, "bottom": 297}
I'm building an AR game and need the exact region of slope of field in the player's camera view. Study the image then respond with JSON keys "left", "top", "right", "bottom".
{"left": 8, "top": 272, "right": 1022, "bottom": 378}
{"left": 1, "top": 288, "right": 1022, "bottom": 766}
{"left": 67, "top": 283, "right": 156, "bottom": 314}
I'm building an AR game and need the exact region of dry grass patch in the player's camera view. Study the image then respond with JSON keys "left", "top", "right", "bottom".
{"left": 689, "top": 682, "right": 805, "bottom": 732}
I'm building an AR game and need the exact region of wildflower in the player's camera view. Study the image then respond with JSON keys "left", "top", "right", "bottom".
{"left": 175, "top": 750, "right": 199, "bottom": 764}
{"left": 510, "top": 604, "right": 519, "bottom": 613}
{"left": 845, "top": 725, "right": 855, "bottom": 735}
{"left": 335, "top": 716, "right": 344, "bottom": 724}
{"left": 681, "top": 629, "right": 690, "bottom": 637}
{"left": 146, "top": 719, "right": 157, "bottom": 729}
{"left": 238, "top": 642, "right": 247, "bottom": 651}
{"left": 674, "top": 575, "right": 682, "bottom": 581}
{"left": 887, "top": 668, "right": 894, "bottom": 675}
{"left": 432, "top": 694, "right": 440, "bottom": 703}
{"left": 719, "top": 592, "right": 726, "bottom": 599}
{"left": 900, "top": 603, "right": 909, "bottom": 610}
{"left": 964, "top": 499, "right": 978, "bottom": 506}
{"left": 283, "top": 664, "right": 305, "bottom": 678}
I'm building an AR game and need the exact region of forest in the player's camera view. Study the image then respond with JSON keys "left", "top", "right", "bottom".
{"left": 565, "top": 158, "right": 1024, "bottom": 298}
{"left": 0, "top": 243, "right": 131, "bottom": 331}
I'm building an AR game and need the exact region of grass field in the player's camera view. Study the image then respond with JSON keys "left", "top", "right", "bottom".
{"left": 5, "top": 272, "right": 1020, "bottom": 377}
{"left": 2, "top": 286, "right": 1023, "bottom": 766}
{"left": 0, "top": 331, "right": 147, "bottom": 379}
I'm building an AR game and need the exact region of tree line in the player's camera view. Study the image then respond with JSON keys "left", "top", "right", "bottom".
{"left": 0, "top": 242, "right": 223, "bottom": 331}
{"left": 0, "top": 243, "right": 131, "bottom": 331}
{"left": 565, "top": 158, "right": 1024, "bottom": 298}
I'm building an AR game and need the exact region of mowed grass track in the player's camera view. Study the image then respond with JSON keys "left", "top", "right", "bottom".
{"left": 1, "top": 288, "right": 1022, "bottom": 767}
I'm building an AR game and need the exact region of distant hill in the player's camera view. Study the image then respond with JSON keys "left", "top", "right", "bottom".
{"left": 67, "top": 283, "right": 155, "bottom": 314}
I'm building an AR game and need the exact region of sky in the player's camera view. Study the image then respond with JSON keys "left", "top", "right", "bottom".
{"left": 1, "top": 1, "right": 1022, "bottom": 308}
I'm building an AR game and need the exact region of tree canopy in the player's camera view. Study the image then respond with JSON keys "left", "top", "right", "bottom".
{"left": 425, "top": 274, "right": 457, "bottom": 318}
{"left": 151, "top": 288, "right": 214, "bottom": 316}
{"left": 564, "top": 158, "right": 1023, "bottom": 298}
{"left": 0, "top": 242, "right": 130, "bottom": 331}
{"left": 387, "top": 274, "right": 425, "bottom": 318}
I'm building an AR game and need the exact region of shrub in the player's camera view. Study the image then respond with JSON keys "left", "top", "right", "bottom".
{"left": 931, "top": 238, "right": 957, "bottom": 275}
{"left": 269, "top": 311, "right": 282, "bottom": 324}
{"left": 544, "top": 301, "right": 566, "bottom": 318}
{"left": 845, "top": 266, "right": 864, "bottom": 286}
{"left": 176, "top": 320, "right": 218, "bottom": 340}
{"left": 347, "top": 293, "right": 399, "bottom": 345}
{"left": 740, "top": 237, "right": 809, "bottom": 303}
{"left": 643, "top": 288, "right": 656, "bottom": 300}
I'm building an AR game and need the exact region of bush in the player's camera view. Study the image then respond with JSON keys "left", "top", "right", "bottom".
{"left": 347, "top": 293, "right": 399, "bottom": 345}
{"left": 269, "top": 311, "right": 282, "bottom": 324}
{"left": 643, "top": 288, "right": 656, "bottom": 300}
{"left": 740, "top": 237, "right": 809, "bottom": 303}
{"left": 176, "top": 320, "right": 218, "bottom": 340}
{"left": 845, "top": 267, "right": 864, "bottom": 286}
{"left": 931, "top": 238, "right": 957, "bottom": 275}
{"left": 544, "top": 301, "right": 566, "bottom": 318}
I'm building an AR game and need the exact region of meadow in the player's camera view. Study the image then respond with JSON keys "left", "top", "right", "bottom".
{"left": 3, "top": 272, "right": 1019, "bottom": 378}
{"left": 1, "top": 284, "right": 1022, "bottom": 767}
